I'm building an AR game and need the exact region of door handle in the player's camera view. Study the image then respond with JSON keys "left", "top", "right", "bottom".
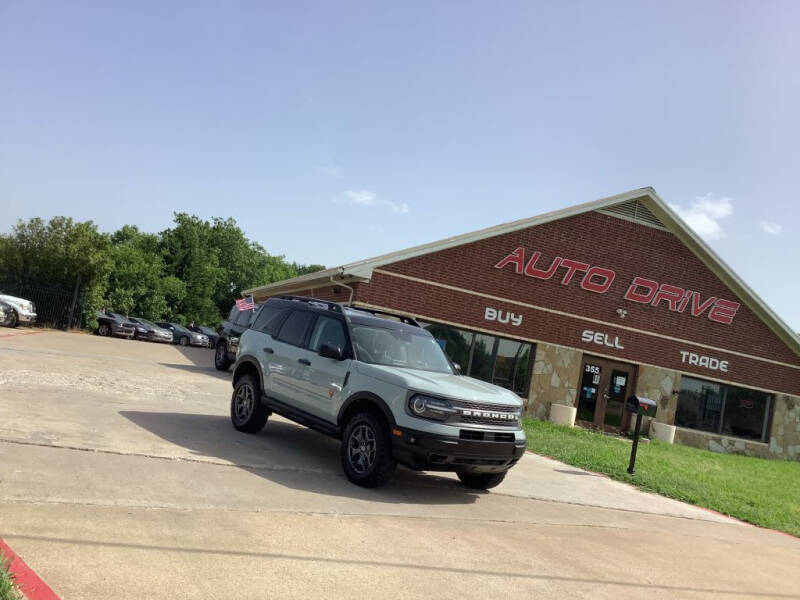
{"left": 298, "top": 358, "right": 311, "bottom": 366}
{"left": 263, "top": 347, "right": 274, "bottom": 354}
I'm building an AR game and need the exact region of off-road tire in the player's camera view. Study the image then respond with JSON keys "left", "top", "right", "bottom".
{"left": 179, "top": 335, "right": 189, "bottom": 346}
{"left": 230, "top": 374, "right": 269, "bottom": 433}
{"left": 341, "top": 411, "right": 396, "bottom": 488}
{"left": 98, "top": 323, "right": 110, "bottom": 336}
{"left": 457, "top": 471, "right": 507, "bottom": 490}
{"left": 215, "top": 341, "right": 232, "bottom": 371}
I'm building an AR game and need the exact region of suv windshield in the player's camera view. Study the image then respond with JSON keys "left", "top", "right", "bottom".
{"left": 351, "top": 324, "right": 453, "bottom": 374}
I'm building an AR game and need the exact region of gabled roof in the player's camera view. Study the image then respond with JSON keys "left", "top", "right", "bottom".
{"left": 245, "top": 187, "right": 800, "bottom": 358}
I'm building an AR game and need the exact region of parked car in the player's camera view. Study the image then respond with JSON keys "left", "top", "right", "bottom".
{"left": 214, "top": 302, "right": 260, "bottom": 370}
{"left": 96, "top": 311, "right": 136, "bottom": 339}
{"left": 188, "top": 325, "right": 219, "bottom": 348}
{"left": 157, "top": 322, "right": 209, "bottom": 347}
{"left": 229, "top": 296, "right": 526, "bottom": 489}
{"left": 0, "top": 293, "right": 37, "bottom": 328}
{"left": 128, "top": 317, "right": 174, "bottom": 343}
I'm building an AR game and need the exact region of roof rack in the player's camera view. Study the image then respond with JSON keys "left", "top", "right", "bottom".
{"left": 346, "top": 306, "right": 421, "bottom": 327}
{"left": 278, "top": 295, "right": 344, "bottom": 313}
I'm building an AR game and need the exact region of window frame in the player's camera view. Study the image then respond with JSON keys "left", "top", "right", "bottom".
{"left": 308, "top": 314, "right": 352, "bottom": 357}
{"left": 274, "top": 308, "right": 316, "bottom": 348}
{"left": 251, "top": 305, "right": 289, "bottom": 336}
{"left": 675, "top": 375, "right": 774, "bottom": 443}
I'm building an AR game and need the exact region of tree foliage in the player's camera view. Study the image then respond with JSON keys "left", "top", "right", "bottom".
{"left": 0, "top": 214, "right": 324, "bottom": 327}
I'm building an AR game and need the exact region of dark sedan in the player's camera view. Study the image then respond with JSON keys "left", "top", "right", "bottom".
{"left": 96, "top": 311, "right": 136, "bottom": 339}
{"left": 128, "top": 317, "right": 174, "bottom": 343}
{"left": 157, "top": 322, "right": 210, "bottom": 347}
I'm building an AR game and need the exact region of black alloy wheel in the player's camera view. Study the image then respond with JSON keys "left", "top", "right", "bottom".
{"left": 347, "top": 424, "right": 377, "bottom": 474}
{"left": 98, "top": 323, "right": 110, "bottom": 336}
{"left": 215, "top": 342, "right": 231, "bottom": 371}
{"left": 230, "top": 374, "right": 269, "bottom": 433}
{"left": 340, "top": 411, "right": 396, "bottom": 488}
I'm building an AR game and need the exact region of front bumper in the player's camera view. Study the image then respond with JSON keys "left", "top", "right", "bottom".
{"left": 148, "top": 332, "right": 173, "bottom": 343}
{"left": 16, "top": 311, "right": 36, "bottom": 324}
{"left": 112, "top": 326, "right": 134, "bottom": 338}
{"left": 391, "top": 426, "right": 526, "bottom": 474}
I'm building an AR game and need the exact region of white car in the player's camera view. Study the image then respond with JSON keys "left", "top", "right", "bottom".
{"left": 0, "top": 293, "right": 37, "bottom": 328}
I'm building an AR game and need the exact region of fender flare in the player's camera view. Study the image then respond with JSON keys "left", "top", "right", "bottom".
{"left": 231, "top": 355, "right": 264, "bottom": 390}
{"left": 338, "top": 391, "right": 396, "bottom": 427}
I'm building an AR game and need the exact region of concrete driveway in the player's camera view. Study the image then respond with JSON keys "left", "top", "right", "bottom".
{"left": 0, "top": 331, "right": 797, "bottom": 599}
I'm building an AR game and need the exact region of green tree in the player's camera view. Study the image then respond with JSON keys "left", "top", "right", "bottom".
{"left": 291, "top": 262, "right": 327, "bottom": 277}
{"left": 160, "top": 214, "right": 225, "bottom": 325}
{"left": 0, "top": 217, "right": 112, "bottom": 325}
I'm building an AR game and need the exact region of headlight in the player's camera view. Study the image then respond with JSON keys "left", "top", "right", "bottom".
{"left": 408, "top": 395, "right": 456, "bottom": 422}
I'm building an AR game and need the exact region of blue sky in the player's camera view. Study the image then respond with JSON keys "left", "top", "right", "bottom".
{"left": 2, "top": 1, "right": 799, "bottom": 329}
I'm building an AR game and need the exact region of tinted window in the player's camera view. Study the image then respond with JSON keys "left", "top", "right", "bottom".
{"left": 309, "top": 316, "right": 347, "bottom": 353}
{"left": 234, "top": 308, "right": 256, "bottom": 326}
{"left": 275, "top": 310, "right": 314, "bottom": 347}
{"left": 675, "top": 376, "right": 772, "bottom": 442}
{"left": 252, "top": 306, "right": 287, "bottom": 335}
{"left": 423, "top": 323, "right": 473, "bottom": 370}
{"left": 227, "top": 306, "right": 240, "bottom": 321}
{"left": 421, "top": 321, "right": 533, "bottom": 397}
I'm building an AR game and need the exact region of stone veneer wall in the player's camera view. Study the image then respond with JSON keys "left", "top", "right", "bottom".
{"left": 769, "top": 394, "right": 800, "bottom": 460}
{"left": 527, "top": 343, "right": 582, "bottom": 420}
{"left": 634, "top": 366, "right": 681, "bottom": 424}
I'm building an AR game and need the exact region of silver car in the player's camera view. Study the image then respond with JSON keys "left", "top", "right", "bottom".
{"left": 230, "top": 296, "right": 526, "bottom": 489}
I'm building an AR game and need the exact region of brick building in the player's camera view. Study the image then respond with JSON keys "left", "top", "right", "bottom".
{"left": 246, "top": 188, "right": 800, "bottom": 460}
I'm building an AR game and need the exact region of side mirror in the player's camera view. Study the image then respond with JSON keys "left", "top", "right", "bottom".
{"left": 453, "top": 362, "right": 462, "bottom": 375}
{"left": 319, "top": 344, "right": 344, "bottom": 360}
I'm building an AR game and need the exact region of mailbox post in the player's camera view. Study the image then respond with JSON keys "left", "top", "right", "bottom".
{"left": 625, "top": 395, "right": 657, "bottom": 474}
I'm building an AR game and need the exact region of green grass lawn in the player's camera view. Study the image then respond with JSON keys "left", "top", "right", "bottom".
{"left": 0, "top": 552, "right": 21, "bottom": 600}
{"left": 522, "top": 419, "right": 800, "bottom": 537}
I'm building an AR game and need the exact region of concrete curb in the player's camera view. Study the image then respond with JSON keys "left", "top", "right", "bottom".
{"left": 0, "top": 537, "right": 61, "bottom": 600}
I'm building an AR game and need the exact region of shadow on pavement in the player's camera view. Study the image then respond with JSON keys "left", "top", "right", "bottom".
{"left": 172, "top": 345, "right": 217, "bottom": 369}
{"left": 119, "top": 410, "right": 481, "bottom": 506}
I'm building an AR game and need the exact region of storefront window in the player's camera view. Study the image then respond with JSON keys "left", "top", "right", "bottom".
{"left": 675, "top": 376, "right": 772, "bottom": 442}
{"left": 420, "top": 321, "right": 533, "bottom": 397}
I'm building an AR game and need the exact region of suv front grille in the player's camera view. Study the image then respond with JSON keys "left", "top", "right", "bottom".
{"left": 450, "top": 399, "right": 520, "bottom": 427}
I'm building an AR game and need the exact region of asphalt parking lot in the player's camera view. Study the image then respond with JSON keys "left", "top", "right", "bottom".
{"left": 0, "top": 331, "right": 798, "bottom": 599}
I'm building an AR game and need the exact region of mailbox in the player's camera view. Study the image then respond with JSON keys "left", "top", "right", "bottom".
{"left": 626, "top": 395, "right": 657, "bottom": 417}
{"left": 625, "top": 396, "right": 656, "bottom": 475}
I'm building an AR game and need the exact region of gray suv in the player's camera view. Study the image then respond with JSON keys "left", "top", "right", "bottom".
{"left": 230, "top": 296, "right": 526, "bottom": 489}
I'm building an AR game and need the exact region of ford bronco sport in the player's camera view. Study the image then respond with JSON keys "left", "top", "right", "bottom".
{"left": 230, "top": 296, "right": 526, "bottom": 489}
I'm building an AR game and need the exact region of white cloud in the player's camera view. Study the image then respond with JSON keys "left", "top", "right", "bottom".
{"left": 669, "top": 193, "right": 733, "bottom": 240}
{"left": 340, "top": 189, "right": 409, "bottom": 214}
{"left": 760, "top": 220, "right": 782, "bottom": 235}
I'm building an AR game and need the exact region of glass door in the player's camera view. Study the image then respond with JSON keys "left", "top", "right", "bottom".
{"left": 576, "top": 362, "right": 602, "bottom": 423}
{"left": 603, "top": 369, "right": 630, "bottom": 428}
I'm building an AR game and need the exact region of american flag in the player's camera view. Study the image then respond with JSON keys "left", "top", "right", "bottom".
{"left": 235, "top": 296, "right": 256, "bottom": 311}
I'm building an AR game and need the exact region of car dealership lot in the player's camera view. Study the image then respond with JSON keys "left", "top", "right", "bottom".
{"left": 0, "top": 332, "right": 798, "bottom": 599}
